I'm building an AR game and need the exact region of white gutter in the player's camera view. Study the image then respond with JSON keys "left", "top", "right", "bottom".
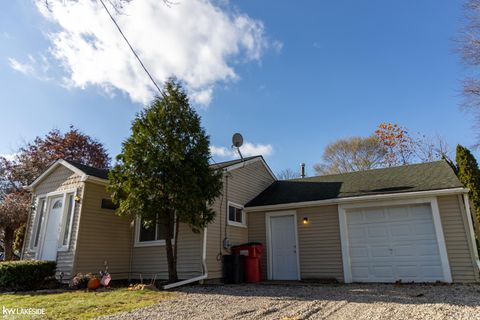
{"left": 245, "top": 187, "right": 469, "bottom": 212}
{"left": 163, "top": 227, "right": 208, "bottom": 290}
{"left": 81, "top": 175, "right": 108, "bottom": 185}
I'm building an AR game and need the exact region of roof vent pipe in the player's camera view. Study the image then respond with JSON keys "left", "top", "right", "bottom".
{"left": 300, "top": 163, "right": 306, "bottom": 178}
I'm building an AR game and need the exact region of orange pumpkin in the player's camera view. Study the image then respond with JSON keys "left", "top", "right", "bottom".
{"left": 87, "top": 277, "right": 101, "bottom": 290}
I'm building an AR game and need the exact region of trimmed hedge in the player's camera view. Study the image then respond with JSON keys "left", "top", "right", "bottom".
{"left": 0, "top": 260, "right": 56, "bottom": 291}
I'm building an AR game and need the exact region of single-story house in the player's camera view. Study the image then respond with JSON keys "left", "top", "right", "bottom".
{"left": 21, "top": 156, "right": 480, "bottom": 284}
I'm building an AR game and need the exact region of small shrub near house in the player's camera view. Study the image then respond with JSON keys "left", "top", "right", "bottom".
{"left": 0, "top": 260, "right": 56, "bottom": 291}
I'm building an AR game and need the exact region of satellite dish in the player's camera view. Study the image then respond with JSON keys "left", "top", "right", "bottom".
{"left": 232, "top": 133, "right": 244, "bottom": 148}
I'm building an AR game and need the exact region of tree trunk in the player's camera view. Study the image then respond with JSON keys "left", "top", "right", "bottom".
{"left": 4, "top": 226, "right": 14, "bottom": 261}
{"left": 164, "top": 212, "right": 178, "bottom": 282}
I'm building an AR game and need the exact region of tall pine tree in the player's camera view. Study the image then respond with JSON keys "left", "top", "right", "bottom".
{"left": 456, "top": 145, "right": 480, "bottom": 225}
{"left": 108, "top": 80, "right": 223, "bottom": 282}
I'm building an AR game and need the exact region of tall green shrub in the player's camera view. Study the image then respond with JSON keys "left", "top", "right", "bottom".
{"left": 456, "top": 145, "right": 480, "bottom": 222}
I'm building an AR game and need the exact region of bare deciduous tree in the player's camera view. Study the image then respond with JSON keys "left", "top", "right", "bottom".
{"left": 277, "top": 168, "right": 300, "bottom": 180}
{"left": 414, "top": 134, "right": 450, "bottom": 163}
{"left": 313, "top": 136, "right": 386, "bottom": 175}
{"left": 458, "top": 0, "right": 480, "bottom": 138}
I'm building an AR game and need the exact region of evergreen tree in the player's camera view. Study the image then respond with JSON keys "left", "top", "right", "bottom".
{"left": 108, "top": 80, "right": 222, "bottom": 282}
{"left": 456, "top": 145, "right": 480, "bottom": 223}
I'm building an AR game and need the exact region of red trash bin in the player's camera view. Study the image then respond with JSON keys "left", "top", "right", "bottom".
{"left": 231, "top": 242, "right": 263, "bottom": 283}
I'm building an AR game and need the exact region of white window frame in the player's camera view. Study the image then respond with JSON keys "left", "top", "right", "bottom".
{"left": 34, "top": 188, "right": 77, "bottom": 258}
{"left": 30, "top": 195, "right": 47, "bottom": 251}
{"left": 338, "top": 197, "right": 452, "bottom": 283}
{"left": 58, "top": 192, "right": 76, "bottom": 252}
{"left": 227, "top": 201, "right": 246, "bottom": 228}
{"left": 134, "top": 215, "right": 176, "bottom": 247}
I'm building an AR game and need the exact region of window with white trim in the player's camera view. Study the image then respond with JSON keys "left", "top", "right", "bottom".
{"left": 30, "top": 197, "right": 46, "bottom": 250}
{"left": 59, "top": 193, "right": 75, "bottom": 249}
{"left": 227, "top": 202, "right": 245, "bottom": 227}
{"left": 136, "top": 215, "right": 174, "bottom": 246}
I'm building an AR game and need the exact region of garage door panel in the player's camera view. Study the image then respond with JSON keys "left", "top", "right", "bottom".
{"left": 370, "top": 246, "right": 392, "bottom": 257}
{"left": 394, "top": 245, "right": 416, "bottom": 257}
{"left": 346, "top": 203, "right": 445, "bottom": 283}
{"left": 351, "top": 266, "right": 370, "bottom": 279}
{"left": 365, "top": 208, "right": 386, "bottom": 221}
{"left": 390, "top": 223, "right": 411, "bottom": 237}
{"left": 386, "top": 206, "right": 410, "bottom": 220}
{"left": 350, "top": 246, "right": 369, "bottom": 258}
{"left": 396, "top": 265, "right": 419, "bottom": 278}
{"left": 372, "top": 265, "right": 394, "bottom": 278}
{"left": 367, "top": 225, "right": 389, "bottom": 238}
{"left": 413, "top": 222, "right": 436, "bottom": 237}
{"left": 421, "top": 265, "right": 443, "bottom": 278}
{"left": 348, "top": 226, "right": 367, "bottom": 239}
{"left": 418, "top": 244, "right": 440, "bottom": 256}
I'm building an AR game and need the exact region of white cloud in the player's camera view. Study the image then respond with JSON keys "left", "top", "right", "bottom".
{"left": 35, "top": 0, "right": 274, "bottom": 106}
{"left": 210, "top": 142, "right": 273, "bottom": 158}
{"left": 8, "top": 57, "right": 35, "bottom": 76}
{"left": 8, "top": 55, "right": 51, "bottom": 81}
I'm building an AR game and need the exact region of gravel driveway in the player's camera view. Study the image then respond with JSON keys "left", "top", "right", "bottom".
{"left": 100, "top": 283, "right": 480, "bottom": 320}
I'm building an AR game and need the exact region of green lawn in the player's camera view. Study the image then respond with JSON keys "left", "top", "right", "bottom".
{"left": 1, "top": 288, "right": 175, "bottom": 319}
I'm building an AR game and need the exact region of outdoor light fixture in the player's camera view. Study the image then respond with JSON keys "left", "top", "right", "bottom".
{"left": 303, "top": 217, "right": 309, "bottom": 224}
{"left": 75, "top": 190, "right": 81, "bottom": 203}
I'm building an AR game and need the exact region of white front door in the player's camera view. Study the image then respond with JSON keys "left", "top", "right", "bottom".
{"left": 269, "top": 214, "right": 299, "bottom": 280}
{"left": 346, "top": 203, "right": 444, "bottom": 282}
{"left": 40, "top": 196, "right": 64, "bottom": 261}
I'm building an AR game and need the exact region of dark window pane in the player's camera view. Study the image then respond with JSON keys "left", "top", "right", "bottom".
{"left": 139, "top": 218, "right": 156, "bottom": 242}
{"left": 235, "top": 208, "right": 243, "bottom": 223}
{"left": 62, "top": 194, "right": 74, "bottom": 246}
{"left": 33, "top": 199, "right": 46, "bottom": 248}
{"left": 229, "top": 206, "right": 236, "bottom": 221}
{"left": 156, "top": 215, "right": 174, "bottom": 241}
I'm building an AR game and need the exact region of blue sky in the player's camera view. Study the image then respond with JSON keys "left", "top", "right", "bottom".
{"left": 0, "top": 0, "right": 476, "bottom": 176}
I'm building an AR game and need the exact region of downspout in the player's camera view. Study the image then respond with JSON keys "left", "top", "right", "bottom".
{"left": 463, "top": 194, "right": 480, "bottom": 272}
{"left": 128, "top": 218, "right": 135, "bottom": 281}
{"left": 163, "top": 227, "right": 208, "bottom": 290}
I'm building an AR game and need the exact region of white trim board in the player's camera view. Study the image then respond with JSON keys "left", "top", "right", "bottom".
{"left": 338, "top": 197, "right": 452, "bottom": 283}
{"left": 265, "top": 210, "right": 301, "bottom": 281}
{"left": 245, "top": 188, "right": 469, "bottom": 212}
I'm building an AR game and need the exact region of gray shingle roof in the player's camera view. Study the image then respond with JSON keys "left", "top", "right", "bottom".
{"left": 64, "top": 160, "right": 109, "bottom": 180}
{"left": 246, "top": 160, "right": 463, "bottom": 207}
{"left": 64, "top": 155, "right": 262, "bottom": 180}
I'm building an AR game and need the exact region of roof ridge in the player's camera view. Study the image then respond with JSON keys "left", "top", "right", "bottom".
{"left": 293, "top": 160, "right": 447, "bottom": 181}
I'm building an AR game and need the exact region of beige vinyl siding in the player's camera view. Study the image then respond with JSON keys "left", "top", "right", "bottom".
{"left": 438, "top": 195, "right": 479, "bottom": 282}
{"left": 246, "top": 211, "right": 267, "bottom": 280}
{"left": 296, "top": 205, "right": 344, "bottom": 281}
{"left": 23, "top": 165, "right": 83, "bottom": 280}
{"left": 248, "top": 205, "right": 344, "bottom": 282}
{"left": 206, "top": 159, "right": 275, "bottom": 279}
{"left": 73, "top": 182, "right": 132, "bottom": 279}
{"left": 130, "top": 224, "right": 203, "bottom": 279}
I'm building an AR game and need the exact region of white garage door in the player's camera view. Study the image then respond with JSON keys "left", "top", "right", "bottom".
{"left": 346, "top": 203, "right": 445, "bottom": 283}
